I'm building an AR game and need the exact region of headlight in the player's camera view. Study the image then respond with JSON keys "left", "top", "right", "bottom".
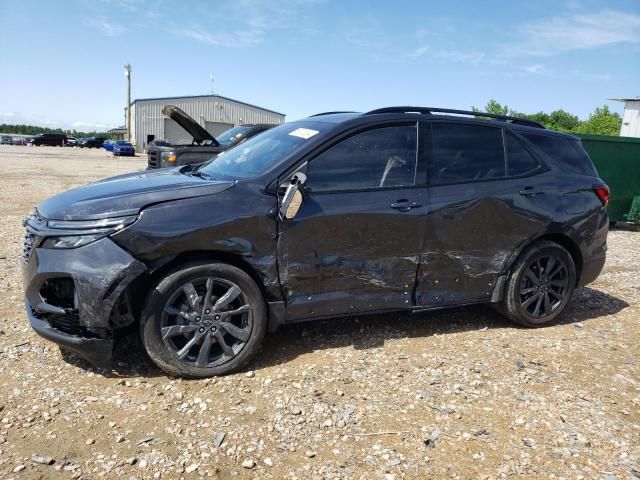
{"left": 161, "top": 151, "right": 177, "bottom": 166}
{"left": 41, "top": 234, "right": 108, "bottom": 249}
{"left": 37, "top": 215, "right": 138, "bottom": 249}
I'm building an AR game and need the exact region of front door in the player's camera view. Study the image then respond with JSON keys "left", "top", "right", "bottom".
{"left": 277, "top": 123, "right": 427, "bottom": 320}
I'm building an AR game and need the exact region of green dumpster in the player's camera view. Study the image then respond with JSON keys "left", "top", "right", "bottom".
{"left": 576, "top": 133, "right": 640, "bottom": 222}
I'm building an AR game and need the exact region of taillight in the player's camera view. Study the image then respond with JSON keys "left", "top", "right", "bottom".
{"left": 594, "top": 184, "right": 610, "bottom": 206}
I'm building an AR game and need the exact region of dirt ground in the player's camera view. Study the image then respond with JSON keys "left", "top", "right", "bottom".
{"left": 0, "top": 145, "right": 638, "bottom": 480}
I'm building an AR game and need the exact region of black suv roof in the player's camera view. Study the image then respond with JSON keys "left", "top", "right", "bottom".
{"left": 306, "top": 106, "right": 579, "bottom": 141}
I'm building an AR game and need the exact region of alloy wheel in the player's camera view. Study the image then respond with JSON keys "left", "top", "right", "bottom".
{"left": 519, "top": 255, "right": 569, "bottom": 319}
{"left": 160, "top": 277, "right": 252, "bottom": 367}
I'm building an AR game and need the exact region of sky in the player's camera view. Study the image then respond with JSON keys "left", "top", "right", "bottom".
{"left": 0, "top": 0, "right": 639, "bottom": 130}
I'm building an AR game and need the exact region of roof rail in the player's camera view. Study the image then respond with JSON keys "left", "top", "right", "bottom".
{"left": 364, "top": 106, "right": 545, "bottom": 129}
{"left": 310, "top": 111, "right": 356, "bottom": 117}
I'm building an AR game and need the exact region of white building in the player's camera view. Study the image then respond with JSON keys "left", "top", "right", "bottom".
{"left": 130, "top": 94, "right": 285, "bottom": 152}
{"left": 611, "top": 97, "right": 640, "bottom": 138}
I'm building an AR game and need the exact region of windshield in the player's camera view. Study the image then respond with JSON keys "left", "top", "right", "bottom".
{"left": 216, "top": 126, "right": 253, "bottom": 147}
{"left": 198, "top": 122, "right": 328, "bottom": 180}
{"left": 115, "top": 140, "right": 130, "bottom": 146}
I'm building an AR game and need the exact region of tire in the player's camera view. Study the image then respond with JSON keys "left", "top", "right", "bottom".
{"left": 140, "top": 262, "right": 267, "bottom": 377}
{"left": 500, "top": 240, "right": 576, "bottom": 327}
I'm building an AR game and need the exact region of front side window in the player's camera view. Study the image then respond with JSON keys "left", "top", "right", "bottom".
{"left": 305, "top": 124, "right": 417, "bottom": 192}
{"left": 430, "top": 123, "right": 505, "bottom": 184}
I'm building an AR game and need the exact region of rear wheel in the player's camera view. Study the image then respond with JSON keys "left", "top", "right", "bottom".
{"left": 500, "top": 240, "right": 575, "bottom": 327}
{"left": 140, "top": 262, "right": 266, "bottom": 377}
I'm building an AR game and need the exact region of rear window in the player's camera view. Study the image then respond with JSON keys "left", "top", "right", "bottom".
{"left": 521, "top": 133, "right": 598, "bottom": 177}
{"left": 430, "top": 123, "right": 505, "bottom": 184}
{"left": 505, "top": 133, "right": 540, "bottom": 176}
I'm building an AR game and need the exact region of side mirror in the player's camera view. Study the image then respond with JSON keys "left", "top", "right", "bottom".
{"left": 279, "top": 172, "right": 307, "bottom": 221}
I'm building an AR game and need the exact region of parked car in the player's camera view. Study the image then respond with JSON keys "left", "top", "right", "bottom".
{"left": 22, "top": 106, "right": 609, "bottom": 377}
{"left": 66, "top": 136, "right": 78, "bottom": 147}
{"left": 146, "top": 105, "right": 275, "bottom": 169}
{"left": 12, "top": 137, "right": 29, "bottom": 146}
{"left": 78, "top": 137, "right": 106, "bottom": 148}
{"left": 29, "top": 133, "right": 68, "bottom": 146}
{"left": 103, "top": 140, "right": 114, "bottom": 151}
{"left": 1, "top": 135, "right": 12, "bottom": 145}
{"left": 113, "top": 140, "right": 135, "bottom": 156}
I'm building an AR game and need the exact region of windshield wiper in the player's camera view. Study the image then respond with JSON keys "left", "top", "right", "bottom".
{"left": 190, "top": 170, "right": 215, "bottom": 180}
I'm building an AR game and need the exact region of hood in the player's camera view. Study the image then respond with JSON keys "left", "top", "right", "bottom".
{"left": 162, "top": 105, "right": 220, "bottom": 146}
{"left": 37, "top": 168, "right": 234, "bottom": 220}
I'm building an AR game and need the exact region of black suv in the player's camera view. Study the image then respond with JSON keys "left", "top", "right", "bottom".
{"left": 78, "top": 137, "right": 107, "bottom": 148}
{"left": 22, "top": 106, "right": 609, "bottom": 377}
{"left": 29, "top": 133, "right": 68, "bottom": 146}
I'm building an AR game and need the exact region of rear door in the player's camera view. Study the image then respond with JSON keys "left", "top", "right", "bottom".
{"left": 417, "top": 121, "right": 550, "bottom": 307}
{"left": 277, "top": 122, "right": 428, "bottom": 320}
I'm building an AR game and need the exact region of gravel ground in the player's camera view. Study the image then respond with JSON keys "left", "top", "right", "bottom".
{"left": 0, "top": 145, "right": 638, "bottom": 480}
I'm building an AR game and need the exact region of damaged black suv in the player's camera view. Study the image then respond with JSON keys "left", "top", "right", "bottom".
{"left": 22, "top": 107, "right": 609, "bottom": 377}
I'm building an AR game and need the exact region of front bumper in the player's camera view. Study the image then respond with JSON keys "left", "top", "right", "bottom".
{"left": 26, "top": 299, "right": 114, "bottom": 368}
{"left": 22, "top": 237, "right": 147, "bottom": 366}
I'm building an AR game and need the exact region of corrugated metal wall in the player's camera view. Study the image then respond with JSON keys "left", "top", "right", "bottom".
{"left": 131, "top": 95, "right": 285, "bottom": 152}
{"left": 620, "top": 100, "right": 640, "bottom": 138}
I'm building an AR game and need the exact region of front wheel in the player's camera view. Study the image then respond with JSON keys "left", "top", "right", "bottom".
{"left": 140, "top": 262, "right": 266, "bottom": 377}
{"left": 500, "top": 240, "right": 576, "bottom": 327}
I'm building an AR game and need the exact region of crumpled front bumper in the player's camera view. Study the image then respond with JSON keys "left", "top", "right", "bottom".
{"left": 22, "top": 237, "right": 147, "bottom": 367}
{"left": 25, "top": 299, "right": 114, "bottom": 368}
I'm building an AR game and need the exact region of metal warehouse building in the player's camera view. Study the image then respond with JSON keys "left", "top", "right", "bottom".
{"left": 130, "top": 94, "right": 285, "bottom": 152}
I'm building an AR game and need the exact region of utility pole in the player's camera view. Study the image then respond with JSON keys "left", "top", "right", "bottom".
{"left": 124, "top": 64, "right": 132, "bottom": 141}
{"left": 210, "top": 72, "right": 214, "bottom": 95}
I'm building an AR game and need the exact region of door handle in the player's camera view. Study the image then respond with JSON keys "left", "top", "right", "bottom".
{"left": 519, "top": 186, "right": 545, "bottom": 197}
{"left": 390, "top": 200, "right": 422, "bottom": 211}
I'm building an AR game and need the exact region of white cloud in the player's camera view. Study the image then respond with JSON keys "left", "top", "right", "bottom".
{"left": 508, "top": 10, "right": 640, "bottom": 56}
{"left": 523, "top": 64, "right": 546, "bottom": 74}
{"left": 587, "top": 72, "right": 612, "bottom": 81}
{"left": 433, "top": 50, "right": 485, "bottom": 64}
{"left": 170, "top": 0, "right": 323, "bottom": 47}
{"left": 72, "top": 121, "right": 116, "bottom": 129}
{"left": 83, "top": 16, "right": 125, "bottom": 36}
{"left": 405, "top": 46, "right": 429, "bottom": 59}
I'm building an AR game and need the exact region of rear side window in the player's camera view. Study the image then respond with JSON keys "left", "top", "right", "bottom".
{"left": 306, "top": 124, "right": 417, "bottom": 192}
{"left": 506, "top": 133, "right": 539, "bottom": 176}
{"left": 521, "top": 133, "right": 598, "bottom": 176}
{"left": 430, "top": 123, "right": 505, "bottom": 184}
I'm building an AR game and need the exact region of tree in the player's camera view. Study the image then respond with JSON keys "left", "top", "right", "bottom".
{"left": 0, "top": 123, "right": 112, "bottom": 138}
{"left": 470, "top": 101, "right": 622, "bottom": 136}
{"left": 472, "top": 99, "right": 510, "bottom": 116}
{"left": 574, "top": 105, "right": 622, "bottom": 136}
{"left": 547, "top": 110, "right": 581, "bottom": 131}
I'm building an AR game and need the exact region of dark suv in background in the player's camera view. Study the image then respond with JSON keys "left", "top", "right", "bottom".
{"left": 78, "top": 137, "right": 107, "bottom": 148}
{"left": 146, "top": 105, "right": 275, "bottom": 169}
{"left": 22, "top": 106, "right": 609, "bottom": 377}
{"left": 29, "top": 133, "right": 68, "bottom": 146}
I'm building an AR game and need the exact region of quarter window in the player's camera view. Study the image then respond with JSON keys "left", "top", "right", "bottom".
{"left": 506, "top": 133, "right": 539, "bottom": 175}
{"left": 305, "top": 125, "right": 417, "bottom": 192}
{"left": 521, "top": 133, "right": 598, "bottom": 177}
{"left": 430, "top": 123, "right": 505, "bottom": 184}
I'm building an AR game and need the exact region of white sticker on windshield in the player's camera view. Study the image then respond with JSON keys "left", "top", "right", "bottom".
{"left": 288, "top": 128, "right": 319, "bottom": 139}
